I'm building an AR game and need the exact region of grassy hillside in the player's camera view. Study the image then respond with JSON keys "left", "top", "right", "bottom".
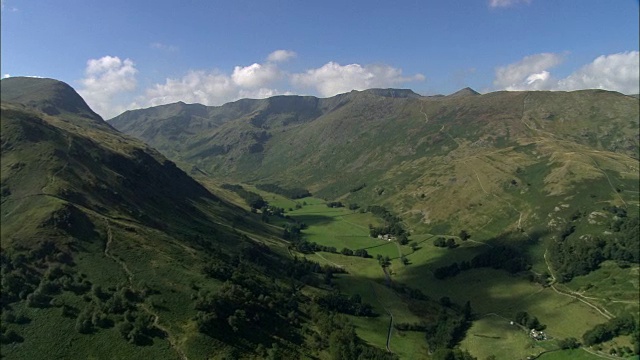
{"left": 0, "top": 79, "right": 402, "bottom": 359}
{"left": 110, "top": 87, "right": 640, "bottom": 359}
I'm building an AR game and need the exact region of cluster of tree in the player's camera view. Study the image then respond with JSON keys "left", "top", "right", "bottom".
{"left": 0, "top": 325, "right": 23, "bottom": 344}
{"left": 558, "top": 337, "right": 580, "bottom": 349}
{"left": 434, "top": 246, "right": 529, "bottom": 279}
{"left": 430, "top": 349, "right": 476, "bottom": 360}
{"left": 255, "top": 183, "right": 311, "bottom": 199}
{"left": 376, "top": 254, "right": 391, "bottom": 267}
{"left": 424, "top": 309, "right": 472, "bottom": 352}
{"left": 307, "top": 311, "right": 396, "bottom": 360}
{"left": 326, "top": 201, "right": 344, "bottom": 208}
{"left": 349, "top": 183, "right": 366, "bottom": 193}
{"left": 514, "top": 311, "right": 545, "bottom": 331}
{"left": 284, "top": 257, "right": 344, "bottom": 287}
{"left": 340, "top": 248, "right": 371, "bottom": 258}
{"left": 116, "top": 310, "right": 156, "bottom": 345}
{"left": 366, "top": 206, "right": 407, "bottom": 238}
{"left": 433, "top": 237, "right": 457, "bottom": 249}
{"left": 582, "top": 315, "right": 637, "bottom": 347}
{"left": 549, "top": 210, "right": 639, "bottom": 282}
{"left": 316, "top": 292, "right": 376, "bottom": 317}
{"left": 1, "top": 242, "right": 79, "bottom": 308}
{"left": 194, "top": 280, "right": 293, "bottom": 336}
{"left": 221, "top": 183, "right": 266, "bottom": 209}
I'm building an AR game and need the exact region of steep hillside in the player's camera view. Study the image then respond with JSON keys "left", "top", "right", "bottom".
{"left": 109, "top": 89, "right": 639, "bottom": 235}
{"left": 1, "top": 77, "right": 102, "bottom": 122}
{"left": 0, "top": 79, "right": 399, "bottom": 359}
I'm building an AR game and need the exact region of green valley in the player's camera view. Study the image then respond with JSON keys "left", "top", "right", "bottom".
{"left": 1, "top": 76, "right": 638, "bottom": 360}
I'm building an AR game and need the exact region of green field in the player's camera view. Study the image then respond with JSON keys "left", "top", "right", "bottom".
{"left": 280, "top": 196, "right": 631, "bottom": 360}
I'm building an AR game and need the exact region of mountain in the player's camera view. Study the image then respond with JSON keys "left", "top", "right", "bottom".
{"left": 1, "top": 77, "right": 102, "bottom": 122}
{"left": 2, "top": 78, "right": 401, "bottom": 359}
{"left": 109, "top": 88, "right": 639, "bottom": 235}
{"left": 447, "top": 87, "right": 480, "bottom": 98}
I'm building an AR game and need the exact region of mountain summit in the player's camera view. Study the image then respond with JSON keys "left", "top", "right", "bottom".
{"left": 1, "top": 77, "right": 102, "bottom": 122}
{"left": 448, "top": 87, "right": 480, "bottom": 97}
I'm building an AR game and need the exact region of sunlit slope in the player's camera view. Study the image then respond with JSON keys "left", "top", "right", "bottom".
{"left": 110, "top": 89, "right": 639, "bottom": 233}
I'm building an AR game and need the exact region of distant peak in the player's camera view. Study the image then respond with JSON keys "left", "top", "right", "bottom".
{"left": 448, "top": 87, "right": 480, "bottom": 97}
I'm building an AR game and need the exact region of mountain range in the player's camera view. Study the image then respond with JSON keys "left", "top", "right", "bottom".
{"left": 109, "top": 85, "right": 639, "bottom": 235}
{"left": 1, "top": 76, "right": 638, "bottom": 359}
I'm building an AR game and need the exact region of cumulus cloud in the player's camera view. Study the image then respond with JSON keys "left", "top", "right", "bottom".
{"left": 232, "top": 63, "right": 281, "bottom": 88}
{"left": 78, "top": 56, "right": 137, "bottom": 118}
{"left": 140, "top": 69, "right": 282, "bottom": 108}
{"left": 489, "top": 0, "right": 531, "bottom": 8}
{"left": 493, "top": 53, "right": 563, "bottom": 90}
{"left": 291, "top": 62, "right": 425, "bottom": 97}
{"left": 78, "top": 50, "right": 428, "bottom": 116}
{"left": 557, "top": 51, "right": 639, "bottom": 94}
{"left": 494, "top": 51, "right": 640, "bottom": 94}
{"left": 267, "top": 50, "right": 296, "bottom": 62}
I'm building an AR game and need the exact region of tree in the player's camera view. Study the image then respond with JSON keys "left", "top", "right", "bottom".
{"left": 434, "top": 237, "right": 446, "bottom": 247}
{"left": 446, "top": 238, "right": 457, "bottom": 249}
{"left": 459, "top": 230, "right": 470, "bottom": 241}
{"left": 558, "top": 337, "right": 580, "bottom": 349}
{"left": 410, "top": 241, "right": 418, "bottom": 251}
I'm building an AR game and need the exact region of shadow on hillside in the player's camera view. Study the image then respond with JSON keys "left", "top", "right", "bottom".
{"left": 288, "top": 214, "right": 336, "bottom": 227}
{"left": 345, "top": 228, "right": 555, "bottom": 315}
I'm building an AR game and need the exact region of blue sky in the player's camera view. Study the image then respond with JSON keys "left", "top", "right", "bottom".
{"left": 1, "top": 0, "right": 638, "bottom": 118}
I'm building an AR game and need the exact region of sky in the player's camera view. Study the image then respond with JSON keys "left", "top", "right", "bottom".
{"left": 1, "top": 0, "right": 639, "bottom": 118}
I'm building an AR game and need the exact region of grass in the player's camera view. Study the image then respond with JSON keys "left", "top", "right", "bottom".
{"left": 461, "top": 315, "right": 544, "bottom": 360}
{"left": 562, "top": 261, "right": 640, "bottom": 318}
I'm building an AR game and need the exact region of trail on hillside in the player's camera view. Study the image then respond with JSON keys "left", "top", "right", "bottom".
{"left": 102, "top": 218, "right": 187, "bottom": 360}
{"left": 466, "top": 158, "right": 525, "bottom": 232}
{"left": 419, "top": 102, "right": 430, "bottom": 124}
{"left": 544, "top": 250, "right": 614, "bottom": 320}
{"left": 587, "top": 156, "right": 627, "bottom": 206}
{"left": 369, "top": 282, "right": 394, "bottom": 353}
{"left": 314, "top": 252, "right": 344, "bottom": 268}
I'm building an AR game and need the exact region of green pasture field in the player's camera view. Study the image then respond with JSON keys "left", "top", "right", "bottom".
{"left": 537, "top": 348, "right": 630, "bottom": 360}
{"left": 395, "top": 265, "right": 609, "bottom": 338}
{"left": 334, "top": 276, "right": 432, "bottom": 358}
{"left": 274, "top": 194, "right": 630, "bottom": 360}
{"left": 563, "top": 261, "right": 640, "bottom": 318}
{"left": 461, "top": 315, "right": 545, "bottom": 360}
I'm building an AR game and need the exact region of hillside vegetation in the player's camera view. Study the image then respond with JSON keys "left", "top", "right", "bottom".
{"left": 111, "top": 85, "right": 640, "bottom": 359}
{"left": 2, "top": 77, "right": 637, "bottom": 359}
{"left": 0, "top": 78, "right": 401, "bottom": 359}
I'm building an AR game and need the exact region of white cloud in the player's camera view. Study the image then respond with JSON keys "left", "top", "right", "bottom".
{"left": 78, "top": 56, "right": 137, "bottom": 118}
{"left": 267, "top": 50, "right": 296, "bottom": 62}
{"left": 291, "top": 62, "right": 425, "bottom": 97}
{"left": 493, "top": 53, "right": 563, "bottom": 90}
{"left": 494, "top": 51, "right": 640, "bottom": 94}
{"left": 3, "top": 74, "right": 10, "bottom": 78}
{"left": 232, "top": 63, "right": 281, "bottom": 88}
{"left": 78, "top": 50, "right": 430, "bottom": 117}
{"left": 489, "top": 0, "right": 531, "bottom": 8}
{"left": 557, "top": 51, "right": 639, "bottom": 94}
{"left": 140, "top": 69, "right": 283, "bottom": 108}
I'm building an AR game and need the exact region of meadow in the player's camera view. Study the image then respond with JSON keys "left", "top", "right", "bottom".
{"left": 275, "top": 195, "right": 631, "bottom": 359}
